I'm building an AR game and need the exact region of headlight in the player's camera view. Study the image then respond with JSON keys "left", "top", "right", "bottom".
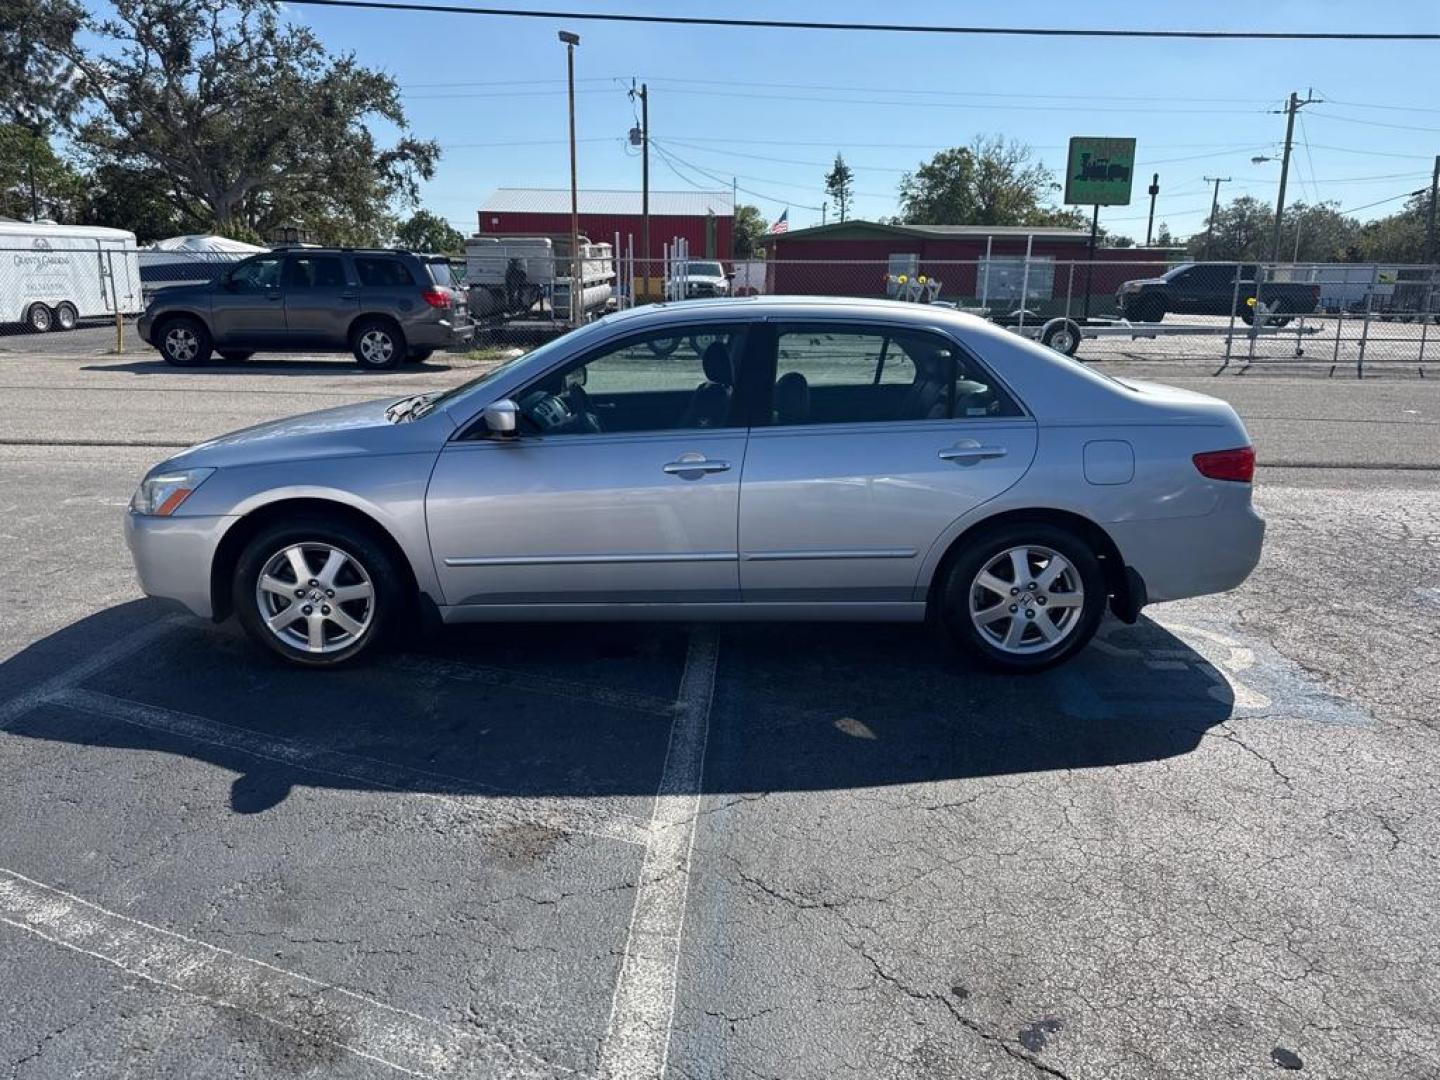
{"left": 129, "top": 467, "right": 214, "bottom": 516}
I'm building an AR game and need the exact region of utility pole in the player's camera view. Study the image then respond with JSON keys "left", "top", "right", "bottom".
{"left": 1270, "top": 90, "right": 1321, "bottom": 262}
{"left": 1427, "top": 154, "right": 1439, "bottom": 265}
{"left": 560, "top": 30, "right": 581, "bottom": 326}
{"left": 1144, "top": 173, "right": 1160, "bottom": 246}
{"left": 821, "top": 202, "right": 827, "bottom": 227}
{"left": 1202, "top": 176, "right": 1230, "bottom": 259}
{"left": 731, "top": 176, "right": 737, "bottom": 262}
{"left": 629, "top": 81, "right": 650, "bottom": 297}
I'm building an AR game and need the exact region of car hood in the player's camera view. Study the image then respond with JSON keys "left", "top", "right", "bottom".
{"left": 683, "top": 275, "right": 728, "bottom": 286}
{"left": 166, "top": 398, "right": 457, "bottom": 469}
{"left": 1120, "top": 277, "right": 1166, "bottom": 289}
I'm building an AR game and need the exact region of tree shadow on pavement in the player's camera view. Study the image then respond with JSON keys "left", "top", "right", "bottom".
{"left": 0, "top": 601, "right": 1234, "bottom": 814}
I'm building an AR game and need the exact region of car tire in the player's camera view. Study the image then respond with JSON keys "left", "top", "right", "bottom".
{"left": 935, "top": 522, "right": 1106, "bottom": 673}
{"left": 1127, "top": 295, "right": 1164, "bottom": 323}
{"left": 25, "top": 303, "right": 53, "bottom": 333}
{"left": 232, "top": 516, "right": 404, "bottom": 668}
{"left": 351, "top": 318, "right": 405, "bottom": 370}
{"left": 218, "top": 350, "right": 255, "bottom": 362}
{"left": 406, "top": 348, "right": 435, "bottom": 363}
{"left": 157, "top": 316, "right": 213, "bottom": 366}
{"left": 54, "top": 302, "right": 78, "bottom": 331}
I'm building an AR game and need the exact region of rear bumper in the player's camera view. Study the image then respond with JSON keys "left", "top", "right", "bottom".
{"left": 408, "top": 318, "right": 474, "bottom": 349}
{"left": 136, "top": 312, "right": 153, "bottom": 344}
{"left": 1108, "top": 500, "right": 1265, "bottom": 604}
{"left": 125, "top": 511, "right": 237, "bottom": 619}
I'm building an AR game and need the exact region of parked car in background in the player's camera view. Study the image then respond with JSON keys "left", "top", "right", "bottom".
{"left": 125, "top": 296, "right": 1263, "bottom": 672}
{"left": 0, "top": 221, "right": 141, "bottom": 332}
{"left": 136, "top": 248, "right": 473, "bottom": 369}
{"left": 665, "top": 259, "right": 731, "bottom": 300}
{"left": 1117, "top": 262, "right": 1320, "bottom": 324}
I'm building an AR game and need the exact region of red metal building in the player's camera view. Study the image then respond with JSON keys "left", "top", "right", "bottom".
{"left": 477, "top": 188, "right": 734, "bottom": 262}
{"left": 763, "top": 221, "right": 1180, "bottom": 302}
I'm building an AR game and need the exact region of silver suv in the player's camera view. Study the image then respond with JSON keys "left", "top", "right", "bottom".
{"left": 137, "top": 248, "right": 473, "bottom": 370}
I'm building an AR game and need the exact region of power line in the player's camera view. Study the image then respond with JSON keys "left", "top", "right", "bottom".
{"left": 282, "top": 0, "right": 1440, "bottom": 39}
{"left": 1307, "top": 110, "right": 1440, "bottom": 134}
{"left": 642, "top": 86, "right": 1264, "bottom": 114}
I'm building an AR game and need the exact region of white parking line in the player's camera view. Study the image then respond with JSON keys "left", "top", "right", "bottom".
{"left": 391, "top": 654, "right": 678, "bottom": 718}
{"left": 52, "top": 687, "right": 649, "bottom": 847}
{"left": 597, "top": 630, "right": 718, "bottom": 1080}
{"left": 0, "top": 615, "right": 181, "bottom": 729}
{"left": 0, "top": 868, "right": 565, "bottom": 1079}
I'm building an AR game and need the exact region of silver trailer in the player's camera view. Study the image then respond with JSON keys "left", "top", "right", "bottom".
{"left": 463, "top": 234, "right": 614, "bottom": 322}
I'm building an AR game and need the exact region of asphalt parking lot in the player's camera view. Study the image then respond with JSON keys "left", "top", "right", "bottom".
{"left": 2, "top": 335, "right": 1439, "bottom": 1078}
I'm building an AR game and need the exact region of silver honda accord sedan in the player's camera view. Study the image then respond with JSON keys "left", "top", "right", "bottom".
{"left": 125, "top": 297, "right": 1264, "bottom": 672}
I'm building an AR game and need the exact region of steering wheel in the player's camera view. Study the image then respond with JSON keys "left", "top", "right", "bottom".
{"left": 564, "top": 382, "right": 603, "bottom": 433}
{"left": 519, "top": 390, "right": 574, "bottom": 432}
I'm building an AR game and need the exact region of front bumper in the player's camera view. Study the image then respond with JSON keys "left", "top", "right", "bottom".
{"left": 125, "top": 511, "right": 238, "bottom": 619}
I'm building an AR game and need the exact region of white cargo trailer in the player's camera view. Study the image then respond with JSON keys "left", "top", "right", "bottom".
{"left": 0, "top": 222, "right": 142, "bottom": 332}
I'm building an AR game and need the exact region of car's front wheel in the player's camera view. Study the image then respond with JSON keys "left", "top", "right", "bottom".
{"left": 233, "top": 517, "right": 403, "bottom": 667}
{"left": 936, "top": 523, "right": 1106, "bottom": 673}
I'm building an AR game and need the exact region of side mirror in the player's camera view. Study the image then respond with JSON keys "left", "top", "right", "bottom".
{"left": 482, "top": 398, "right": 519, "bottom": 437}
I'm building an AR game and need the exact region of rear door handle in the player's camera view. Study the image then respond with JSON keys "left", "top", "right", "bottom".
{"left": 663, "top": 456, "right": 731, "bottom": 477}
{"left": 339, "top": 292, "right": 357, "bottom": 300}
{"left": 939, "top": 444, "right": 1008, "bottom": 464}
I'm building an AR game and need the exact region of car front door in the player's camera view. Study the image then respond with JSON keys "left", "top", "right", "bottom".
{"left": 737, "top": 321, "right": 1037, "bottom": 605}
{"left": 209, "top": 254, "right": 286, "bottom": 344}
{"left": 282, "top": 253, "right": 357, "bottom": 345}
{"left": 426, "top": 325, "right": 750, "bottom": 610}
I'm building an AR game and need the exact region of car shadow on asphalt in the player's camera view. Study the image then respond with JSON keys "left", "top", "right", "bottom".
{"left": 0, "top": 601, "right": 1235, "bottom": 815}
{"left": 79, "top": 356, "right": 469, "bottom": 377}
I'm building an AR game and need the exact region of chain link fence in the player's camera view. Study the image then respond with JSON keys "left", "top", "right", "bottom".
{"left": 3, "top": 241, "right": 1435, "bottom": 376}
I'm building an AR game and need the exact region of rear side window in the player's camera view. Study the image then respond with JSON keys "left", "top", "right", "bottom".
{"left": 354, "top": 257, "right": 416, "bottom": 288}
{"left": 425, "top": 259, "right": 455, "bottom": 288}
{"left": 770, "top": 324, "right": 1023, "bottom": 425}
{"left": 284, "top": 255, "right": 346, "bottom": 289}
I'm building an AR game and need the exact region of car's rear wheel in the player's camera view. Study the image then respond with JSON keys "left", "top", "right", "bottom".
{"left": 158, "top": 316, "right": 213, "bottom": 366}
{"left": 25, "top": 303, "right": 52, "bottom": 333}
{"left": 219, "top": 350, "right": 255, "bottom": 362}
{"left": 936, "top": 523, "right": 1106, "bottom": 673}
{"left": 352, "top": 318, "right": 404, "bottom": 370}
{"left": 54, "top": 302, "right": 78, "bottom": 331}
{"left": 233, "top": 517, "right": 403, "bottom": 667}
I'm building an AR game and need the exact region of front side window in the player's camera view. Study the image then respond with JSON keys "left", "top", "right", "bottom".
{"left": 354, "top": 257, "right": 416, "bottom": 288}
{"left": 283, "top": 255, "right": 347, "bottom": 289}
{"left": 228, "top": 256, "right": 282, "bottom": 291}
{"left": 505, "top": 326, "right": 745, "bottom": 437}
{"left": 768, "top": 324, "right": 1021, "bottom": 426}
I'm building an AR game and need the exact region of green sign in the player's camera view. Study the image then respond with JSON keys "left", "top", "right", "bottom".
{"left": 1064, "top": 136, "right": 1137, "bottom": 206}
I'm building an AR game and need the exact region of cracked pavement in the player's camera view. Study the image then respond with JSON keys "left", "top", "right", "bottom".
{"left": 2, "top": 355, "right": 1439, "bottom": 1078}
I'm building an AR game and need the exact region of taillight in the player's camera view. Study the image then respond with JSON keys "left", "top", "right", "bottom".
{"left": 1193, "top": 446, "right": 1255, "bottom": 483}
{"left": 421, "top": 287, "right": 450, "bottom": 309}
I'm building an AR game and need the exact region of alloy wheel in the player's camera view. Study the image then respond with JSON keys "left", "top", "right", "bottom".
{"left": 254, "top": 543, "right": 375, "bottom": 654}
{"left": 359, "top": 330, "right": 394, "bottom": 365}
{"left": 968, "top": 545, "right": 1085, "bottom": 655}
{"left": 165, "top": 326, "right": 199, "bottom": 363}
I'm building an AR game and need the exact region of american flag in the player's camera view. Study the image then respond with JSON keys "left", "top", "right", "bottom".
{"left": 768, "top": 209, "right": 789, "bottom": 234}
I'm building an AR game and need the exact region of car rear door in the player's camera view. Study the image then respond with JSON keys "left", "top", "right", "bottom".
{"left": 281, "top": 253, "right": 357, "bottom": 346}
{"left": 737, "top": 320, "right": 1037, "bottom": 605}
{"left": 426, "top": 325, "right": 750, "bottom": 610}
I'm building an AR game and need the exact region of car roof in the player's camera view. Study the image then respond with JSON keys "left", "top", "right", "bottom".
{"left": 596, "top": 294, "right": 988, "bottom": 330}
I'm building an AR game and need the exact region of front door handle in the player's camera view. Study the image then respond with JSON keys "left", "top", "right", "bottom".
{"left": 939, "top": 443, "right": 1008, "bottom": 465}
{"left": 663, "top": 454, "right": 731, "bottom": 478}
{"left": 339, "top": 291, "right": 358, "bottom": 300}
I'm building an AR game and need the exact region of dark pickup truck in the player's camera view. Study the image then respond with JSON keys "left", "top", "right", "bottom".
{"left": 1117, "top": 263, "right": 1320, "bottom": 324}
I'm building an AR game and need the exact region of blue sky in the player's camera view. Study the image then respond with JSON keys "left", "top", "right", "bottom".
{"left": 286, "top": 0, "right": 1440, "bottom": 240}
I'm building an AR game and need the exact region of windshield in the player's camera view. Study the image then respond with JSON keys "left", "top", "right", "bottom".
{"left": 683, "top": 261, "right": 724, "bottom": 277}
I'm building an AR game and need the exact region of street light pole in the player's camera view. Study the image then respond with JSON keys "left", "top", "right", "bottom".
{"left": 560, "top": 30, "right": 581, "bottom": 327}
